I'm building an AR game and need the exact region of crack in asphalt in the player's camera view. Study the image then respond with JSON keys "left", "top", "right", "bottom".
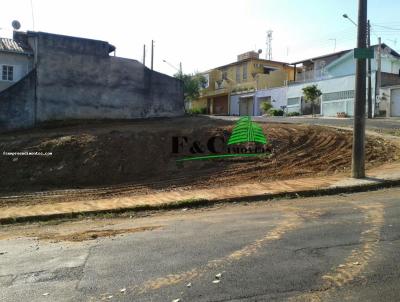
{"left": 293, "top": 236, "right": 400, "bottom": 254}
{"left": 75, "top": 244, "right": 95, "bottom": 291}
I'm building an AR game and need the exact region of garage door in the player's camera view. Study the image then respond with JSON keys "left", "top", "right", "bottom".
{"left": 239, "top": 98, "right": 253, "bottom": 116}
{"left": 391, "top": 89, "right": 400, "bottom": 117}
{"left": 213, "top": 96, "right": 229, "bottom": 115}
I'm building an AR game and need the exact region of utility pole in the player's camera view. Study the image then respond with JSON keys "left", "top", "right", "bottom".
{"left": 376, "top": 37, "right": 382, "bottom": 103}
{"left": 367, "top": 20, "right": 372, "bottom": 118}
{"left": 179, "top": 62, "right": 182, "bottom": 75}
{"left": 143, "top": 44, "right": 146, "bottom": 66}
{"left": 352, "top": 0, "right": 367, "bottom": 179}
{"left": 151, "top": 40, "right": 154, "bottom": 70}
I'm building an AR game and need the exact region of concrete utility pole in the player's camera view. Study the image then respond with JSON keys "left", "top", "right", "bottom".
{"left": 151, "top": 40, "right": 154, "bottom": 70}
{"left": 367, "top": 20, "right": 372, "bottom": 118}
{"left": 376, "top": 37, "right": 382, "bottom": 101}
{"left": 352, "top": 0, "right": 368, "bottom": 178}
{"left": 143, "top": 44, "right": 146, "bottom": 66}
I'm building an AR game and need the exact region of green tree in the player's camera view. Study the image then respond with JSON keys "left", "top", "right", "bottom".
{"left": 302, "top": 85, "right": 322, "bottom": 117}
{"left": 174, "top": 72, "right": 207, "bottom": 104}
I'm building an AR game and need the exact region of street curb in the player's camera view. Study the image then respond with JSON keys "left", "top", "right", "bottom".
{"left": 1, "top": 178, "right": 400, "bottom": 225}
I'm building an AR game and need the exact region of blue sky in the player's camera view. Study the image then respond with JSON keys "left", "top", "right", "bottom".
{"left": 1, "top": 0, "right": 400, "bottom": 76}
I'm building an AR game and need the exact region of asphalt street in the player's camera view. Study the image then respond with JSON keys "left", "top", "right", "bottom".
{"left": 211, "top": 115, "right": 400, "bottom": 131}
{"left": 1, "top": 188, "right": 400, "bottom": 301}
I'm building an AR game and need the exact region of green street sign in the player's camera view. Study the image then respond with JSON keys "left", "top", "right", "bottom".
{"left": 354, "top": 47, "right": 374, "bottom": 59}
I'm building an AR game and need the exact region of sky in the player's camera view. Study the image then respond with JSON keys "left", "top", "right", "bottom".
{"left": 1, "top": 0, "right": 400, "bottom": 76}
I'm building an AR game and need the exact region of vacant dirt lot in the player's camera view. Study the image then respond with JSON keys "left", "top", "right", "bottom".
{"left": 0, "top": 116, "right": 398, "bottom": 205}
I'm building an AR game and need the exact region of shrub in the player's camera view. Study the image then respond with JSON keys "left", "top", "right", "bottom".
{"left": 187, "top": 107, "right": 207, "bottom": 115}
{"left": 287, "top": 112, "right": 300, "bottom": 116}
{"left": 261, "top": 102, "right": 273, "bottom": 113}
{"left": 268, "top": 108, "right": 284, "bottom": 116}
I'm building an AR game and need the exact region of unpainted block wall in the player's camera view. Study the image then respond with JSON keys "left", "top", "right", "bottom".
{"left": 0, "top": 70, "right": 35, "bottom": 130}
{"left": 0, "top": 32, "right": 184, "bottom": 131}
{"left": 33, "top": 32, "right": 184, "bottom": 122}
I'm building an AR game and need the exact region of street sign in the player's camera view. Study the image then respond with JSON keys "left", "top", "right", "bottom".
{"left": 354, "top": 47, "right": 374, "bottom": 59}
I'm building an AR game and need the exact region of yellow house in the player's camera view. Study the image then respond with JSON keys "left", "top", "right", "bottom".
{"left": 192, "top": 51, "right": 294, "bottom": 115}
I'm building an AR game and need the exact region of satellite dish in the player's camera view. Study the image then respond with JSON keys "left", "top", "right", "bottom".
{"left": 12, "top": 20, "right": 21, "bottom": 30}
{"left": 258, "top": 49, "right": 262, "bottom": 54}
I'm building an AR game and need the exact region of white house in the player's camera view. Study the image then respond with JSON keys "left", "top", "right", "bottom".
{"left": 0, "top": 37, "right": 33, "bottom": 92}
{"left": 286, "top": 44, "right": 400, "bottom": 117}
{"left": 229, "top": 86, "right": 288, "bottom": 116}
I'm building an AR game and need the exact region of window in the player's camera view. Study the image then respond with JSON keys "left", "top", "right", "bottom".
{"left": 323, "top": 90, "right": 354, "bottom": 102}
{"left": 287, "top": 97, "right": 300, "bottom": 106}
{"left": 236, "top": 66, "right": 241, "bottom": 82}
{"left": 2, "top": 65, "right": 13, "bottom": 81}
{"left": 201, "top": 73, "right": 209, "bottom": 89}
{"left": 222, "top": 70, "right": 228, "bottom": 80}
{"left": 243, "top": 64, "right": 248, "bottom": 81}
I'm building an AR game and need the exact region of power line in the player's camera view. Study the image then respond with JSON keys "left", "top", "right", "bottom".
{"left": 372, "top": 24, "right": 400, "bottom": 31}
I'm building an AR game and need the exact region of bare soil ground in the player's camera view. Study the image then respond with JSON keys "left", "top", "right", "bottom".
{"left": 0, "top": 116, "right": 398, "bottom": 206}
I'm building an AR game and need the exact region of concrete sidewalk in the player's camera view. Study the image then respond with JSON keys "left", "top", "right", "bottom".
{"left": 1, "top": 161, "right": 400, "bottom": 224}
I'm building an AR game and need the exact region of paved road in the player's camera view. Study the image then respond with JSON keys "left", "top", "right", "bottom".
{"left": 1, "top": 188, "right": 400, "bottom": 301}
{"left": 211, "top": 115, "right": 400, "bottom": 131}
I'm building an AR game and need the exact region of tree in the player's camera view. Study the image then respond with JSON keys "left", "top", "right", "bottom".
{"left": 174, "top": 72, "right": 207, "bottom": 104}
{"left": 302, "top": 85, "right": 322, "bottom": 117}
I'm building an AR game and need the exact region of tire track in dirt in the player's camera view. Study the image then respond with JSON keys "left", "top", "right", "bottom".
{"left": 1, "top": 123, "right": 397, "bottom": 207}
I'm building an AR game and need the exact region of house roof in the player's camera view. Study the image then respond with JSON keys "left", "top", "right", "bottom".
{"left": 377, "top": 43, "right": 400, "bottom": 57}
{"left": 291, "top": 43, "right": 400, "bottom": 65}
{"left": 215, "top": 57, "right": 290, "bottom": 70}
{"left": 0, "top": 37, "right": 32, "bottom": 55}
{"left": 290, "top": 49, "right": 351, "bottom": 65}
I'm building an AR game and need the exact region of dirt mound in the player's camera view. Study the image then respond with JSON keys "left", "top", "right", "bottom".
{"left": 0, "top": 116, "right": 398, "bottom": 200}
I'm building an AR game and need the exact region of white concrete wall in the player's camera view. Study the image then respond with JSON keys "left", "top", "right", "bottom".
{"left": 254, "top": 86, "right": 287, "bottom": 115}
{"left": 229, "top": 87, "right": 288, "bottom": 116}
{"left": 287, "top": 73, "right": 376, "bottom": 117}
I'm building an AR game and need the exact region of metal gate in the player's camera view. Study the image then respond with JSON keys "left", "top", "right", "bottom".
{"left": 239, "top": 97, "right": 253, "bottom": 116}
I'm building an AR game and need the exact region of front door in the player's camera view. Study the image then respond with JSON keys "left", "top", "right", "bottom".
{"left": 391, "top": 89, "right": 400, "bottom": 116}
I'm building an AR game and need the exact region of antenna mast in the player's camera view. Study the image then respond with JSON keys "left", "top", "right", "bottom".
{"left": 266, "top": 30, "right": 273, "bottom": 60}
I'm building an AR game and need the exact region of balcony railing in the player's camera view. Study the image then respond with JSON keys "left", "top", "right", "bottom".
{"left": 292, "top": 69, "right": 334, "bottom": 84}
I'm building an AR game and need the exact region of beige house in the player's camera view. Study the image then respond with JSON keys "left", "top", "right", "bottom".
{"left": 191, "top": 51, "right": 294, "bottom": 115}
